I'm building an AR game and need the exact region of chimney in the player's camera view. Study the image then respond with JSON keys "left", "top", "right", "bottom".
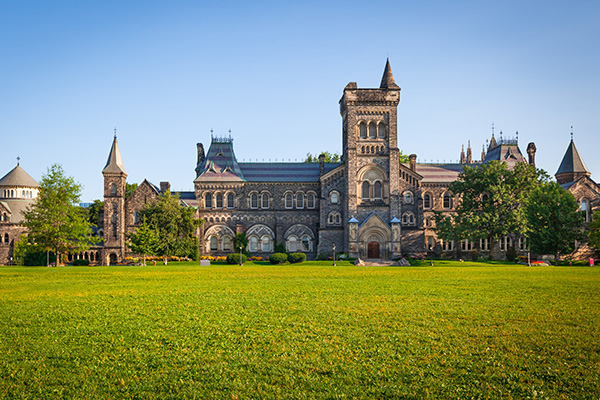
{"left": 160, "top": 182, "right": 171, "bottom": 193}
{"left": 409, "top": 154, "right": 417, "bottom": 171}
{"left": 527, "top": 142, "right": 537, "bottom": 167}
{"left": 318, "top": 153, "right": 325, "bottom": 175}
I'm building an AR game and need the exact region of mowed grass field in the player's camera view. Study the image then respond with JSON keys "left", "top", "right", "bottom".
{"left": 1, "top": 261, "right": 599, "bottom": 399}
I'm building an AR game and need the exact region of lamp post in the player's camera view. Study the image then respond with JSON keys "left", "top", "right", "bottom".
{"left": 239, "top": 245, "right": 243, "bottom": 266}
{"left": 333, "top": 243, "right": 336, "bottom": 266}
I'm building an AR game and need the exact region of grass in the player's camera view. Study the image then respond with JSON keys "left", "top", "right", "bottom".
{"left": 1, "top": 261, "right": 599, "bottom": 399}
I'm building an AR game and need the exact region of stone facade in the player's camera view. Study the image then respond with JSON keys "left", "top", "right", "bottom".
{"left": 96, "top": 60, "right": 599, "bottom": 264}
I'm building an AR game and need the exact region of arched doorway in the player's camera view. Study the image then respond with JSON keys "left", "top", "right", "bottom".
{"left": 368, "top": 242, "right": 380, "bottom": 258}
{"left": 109, "top": 253, "right": 117, "bottom": 265}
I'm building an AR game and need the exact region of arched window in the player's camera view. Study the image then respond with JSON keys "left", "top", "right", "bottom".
{"left": 261, "top": 193, "right": 269, "bottom": 209}
{"left": 404, "top": 191, "right": 413, "bottom": 204}
{"left": 301, "top": 236, "right": 312, "bottom": 252}
{"left": 426, "top": 236, "right": 435, "bottom": 250}
{"left": 287, "top": 235, "right": 298, "bottom": 252}
{"left": 110, "top": 183, "right": 116, "bottom": 195}
{"left": 4, "top": 233, "right": 9, "bottom": 245}
{"left": 3, "top": 213, "right": 8, "bottom": 222}
{"left": 423, "top": 193, "right": 432, "bottom": 209}
{"left": 261, "top": 236, "right": 271, "bottom": 252}
{"left": 285, "top": 193, "right": 293, "bottom": 209}
{"left": 328, "top": 212, "right": 341, "bottom": 225}
{"left": 250, "top": 193, "right": 258, "bottom": 209}
{"left": 378, "top": 123, "right": 386, "bottom": 139}
{"left": 330, "top": 191, "right": 339, "bottom": 204}
{"left": 249, "top": 236, "right": 259, "bottom": 252}
{"left": 374, "top": 181, "right": 382, "bottom": 200}
{"left": 204, "top": 193, "right": 212, "bottom": 209}
{"left": 307, "top": 193, "right": 315, "bottom": 209}
{"left": 362, "top": 182, "right": 370, "bottom": 200}
{"left": 359, "top": 122, "right": 367, "bottom": 139}
{"left": 296, "top": 193, "right": 304, "bottom": 209}
{"left": 227, "top": 193, "right": 235, "bottom": 208}
{"left": 222, "top": 236, "right": 232, "bottom": 251}
{"left": 518, "top": 237, "right": 527, "bottom": 251}
{"left": 443, "top": 193, "right": 453, "bottom": 209}
{"left": 216, "top": 194, "right": 223, "bottom": 208}
{"left": 210, "top": 236, "right": 218, "bottom": 251}
{"left": 369, "top": 122, "right": 377, "bottom": 139}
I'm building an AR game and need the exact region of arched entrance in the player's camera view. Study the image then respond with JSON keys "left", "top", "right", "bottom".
{"left": 368, "top": 242, "right": 380, "bottom": 258}
{"left": 109, "top": 253, "right": 117, "bottom": 265}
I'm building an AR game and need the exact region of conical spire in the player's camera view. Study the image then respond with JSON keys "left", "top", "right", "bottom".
{"left": 103, "top": 136, "right": 126, "bottom": 174}
{"left": 555, "top": 139, "right": 590, "bottom": 183}
{"left": 380, "top": 59, "right": 399, "bottom": 89}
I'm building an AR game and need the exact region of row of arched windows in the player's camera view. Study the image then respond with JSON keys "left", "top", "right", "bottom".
{"left": 434, "top": 236, "right": 526, "bottom": 252}
{"left": 358, "top": 121, "right": 387, "bottom": 140}
{"left": 361, "top": 181, "right": 383, "bottom": 200}
{"left": 284, "top": 192, "right": 317, "bottom": 210}
{"left": 361, "top": 145, "right": 385, "bottom": 154}
{"left": 2, "top": 189, "right": 34, "bottom": 198}
{"left": 423, "top": 193, "right": 453, "bottom": 209}
{"left": 207, "top": 233, "right": 312, "bottom": 253}
{"left": 328, "top": 211, "right": 342, "bottom": 225}
{"left": 205, "top": 192, "right": 236, "bottom": 209}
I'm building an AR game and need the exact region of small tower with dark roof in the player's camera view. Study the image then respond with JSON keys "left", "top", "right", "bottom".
{"left": 466, "top": 141, "right": 473, "bottom": 164}
{"left": 555, "top": 139, "right": 590, "bottom": 184}
{"left": 102, "top": 135, "right": 127, "bottom": 265}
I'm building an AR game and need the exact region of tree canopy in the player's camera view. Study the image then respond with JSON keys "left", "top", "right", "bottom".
{"left": 22, "top": 164, "right": 99, "bottom": 266}
{"left": 586, "top": 211, "right": 600, "bottom": 252}
{"left": 525, "top": 182, "right": 585, "bottom": 264}
{"left": 126, "top": 216, "right": 160, "bottom": 265}
{"left": 434, "top": 161, "right": 546, "bottom": 257}
{"left": 304, "top": 152, "right": 341, "bottom": 163}
{"left": 137, "top": 191, "right": 201, "bottom": 261}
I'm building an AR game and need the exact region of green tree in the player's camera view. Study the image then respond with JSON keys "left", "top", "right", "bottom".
{"left": 525, "top": 182, "right": 585, "bottom": 265}
{"left": 22, "top": 164, "right": 99, "bottom": 266}
{"left": 125, "top": 183, "right": 139, "bottom": 200}
{"left": 304, "top": 151, "right": 341, "bottom": 163}
{"left": 588, "top": 211, "right": 600, "bottom": 251}
{"left": 434, "top": 161, "right": 545, "bottom": 258}
{"left": 126, "top": 216, "right": 160, "bottom": 265}
{"left": 86, "top": 199, "right": 104, "bottom": 225}
{"left": 399, "top": 150, "right": 410, "bottom": 164}
{"left": 138, "top": 191, "right": 201, "bottom": 263}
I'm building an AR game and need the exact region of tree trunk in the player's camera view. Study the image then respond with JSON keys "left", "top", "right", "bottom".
{"left": 555, "top": 252, "right": 559, "bottom": 266}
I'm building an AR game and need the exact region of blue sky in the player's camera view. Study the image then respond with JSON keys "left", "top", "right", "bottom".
{"left": 1, "top": 0, "right": 598, "bottom": 202}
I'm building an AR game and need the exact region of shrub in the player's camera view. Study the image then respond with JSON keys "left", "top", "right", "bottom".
{"left": 226, "top": 253, "right": 248, "bottom": 265}
{"left": 470, "top": 249, "right": 480, "bottom": 262}
{"left": 269, "top": 253, "right": 288, "bottom": 264}
{"left": 287, "top": 252, "right": 306, "bottom": 264}
{"left": 316, "top": 252, "right": 328, "bottom": 261}
{"left": 274, "top": 242, "right": 287, "bottom": 254}
{"left": 72, "top": 259, "right": 90, "bottom": 266}
{"left": 506, "top": 245, "right": 518, "bottom": 262}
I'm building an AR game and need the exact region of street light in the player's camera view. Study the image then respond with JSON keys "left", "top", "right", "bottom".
{"left": 239, "top": 245, "right": 243, "bottom": 266}
{"left": 333, "top": 243, "right": 336, "bottom": 266}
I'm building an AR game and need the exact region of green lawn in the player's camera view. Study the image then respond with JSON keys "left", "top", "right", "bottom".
{"left": 1, "top": 262, "right": 599, "bottom": 399}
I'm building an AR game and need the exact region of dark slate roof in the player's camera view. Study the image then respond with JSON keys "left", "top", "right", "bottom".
{"left": 103, "top": 136, "right": 126, "bottom": 174}
{"left": 380, "top": 59, "right": 399, "bottom": 89}
{"left": 556, "top": 140, "right": 589, "bottom": 176}
{"left": 560, "top": 181, "right": 576, "bottom": 190}
{"left": 195, "top": 139, "right": 245, "bottom": 182}
{"left": 238, "top": 162, "right": 340, "bottom": 182}
{"left": 484, "top": 143, "right": 527, "bottom": 167}
{"left": 0, "top": 164, "right": 39, "bottom": 188}
{"left": 1, "top": 199, "right": 34, "bottom": 223}
{"left": 416, "top": 163, "right": 467, "bottom": 183}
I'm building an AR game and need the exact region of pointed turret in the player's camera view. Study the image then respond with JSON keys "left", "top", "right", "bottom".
{"left": 466, "top": 141, "right": 473, "bottom": 164}
{"left": 555, "top": 139, "right": 590, "bottom": 184}
{"left": 481, "top": 145, "right": 486, "bottom": 162}
{"left": 380, "top": 59, "right": 399, "bottom": 89}
{"left": 103, "top": 136, "right": 126, "bottom": 174}
{"left": 460, "top": 145, "right": 466, "bottom": 164}
{"left": 488, "top": 134, "right": 498, "bottom": 151}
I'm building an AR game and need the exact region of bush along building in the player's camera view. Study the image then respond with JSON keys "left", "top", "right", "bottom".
{"left": 97, "top": 60, "right": 599, "bottom": 265}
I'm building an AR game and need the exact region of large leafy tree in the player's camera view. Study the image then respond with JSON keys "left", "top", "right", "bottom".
{"left": 86, "top": 199, "right": 104, "bottom": 225}
{"left": 126, "top": 216, "right": 160, "bottom": 265}
{"left": 525, "top": 182, "right": 585, "bottom": 265}
{"left": 138, "top": 191, "right": 201, "bottom": 262}
{"left": 22, "top": 164, "right": 99, "bottom": 266}
{"left": 435, "top": 161, "right": 545, "bottom": 257}
{"left": 304, "top": 152, "right": 341, "bottom": 163}
{"left": 586, "top": 211, "right": 600, "bottom": 252}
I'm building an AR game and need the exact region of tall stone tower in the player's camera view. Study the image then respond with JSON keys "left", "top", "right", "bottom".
{"left": 339, "top": 60, "right": 401, "bottom": 259}
{"left": 102, "top": 135, "right": 127, "bottom": 265}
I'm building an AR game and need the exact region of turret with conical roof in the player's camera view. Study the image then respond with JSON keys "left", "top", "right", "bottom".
{"left": 555, "top": 139, "right": 590, "bottom": 184}
{"left": 102, "top": 135, "right": 127, "bottom": 265}
{"left": 0, "top": 162, "right": 39, "bottom": 223}
{"left": 103, "top": 135, "right": 126, "bottom": 174}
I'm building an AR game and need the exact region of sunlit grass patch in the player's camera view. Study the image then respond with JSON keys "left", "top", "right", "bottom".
{"left": 1, "top": 263, "right": 599, "bottom": 398}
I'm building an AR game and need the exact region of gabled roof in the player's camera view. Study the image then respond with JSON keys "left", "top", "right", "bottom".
{"left": 0, "top": 164, "right": 39, "bottom": 188}
{"left": 483, "top": 142, "right": 527, "bottom": 167}
{"left": 556, "top": 140, "right": 590, "bottom": 176}
{"left": 195, "top": 138, "right": 245, "bottom": 183}
{"left": 103, "top": 136, "right": 126, "bottom": 174}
